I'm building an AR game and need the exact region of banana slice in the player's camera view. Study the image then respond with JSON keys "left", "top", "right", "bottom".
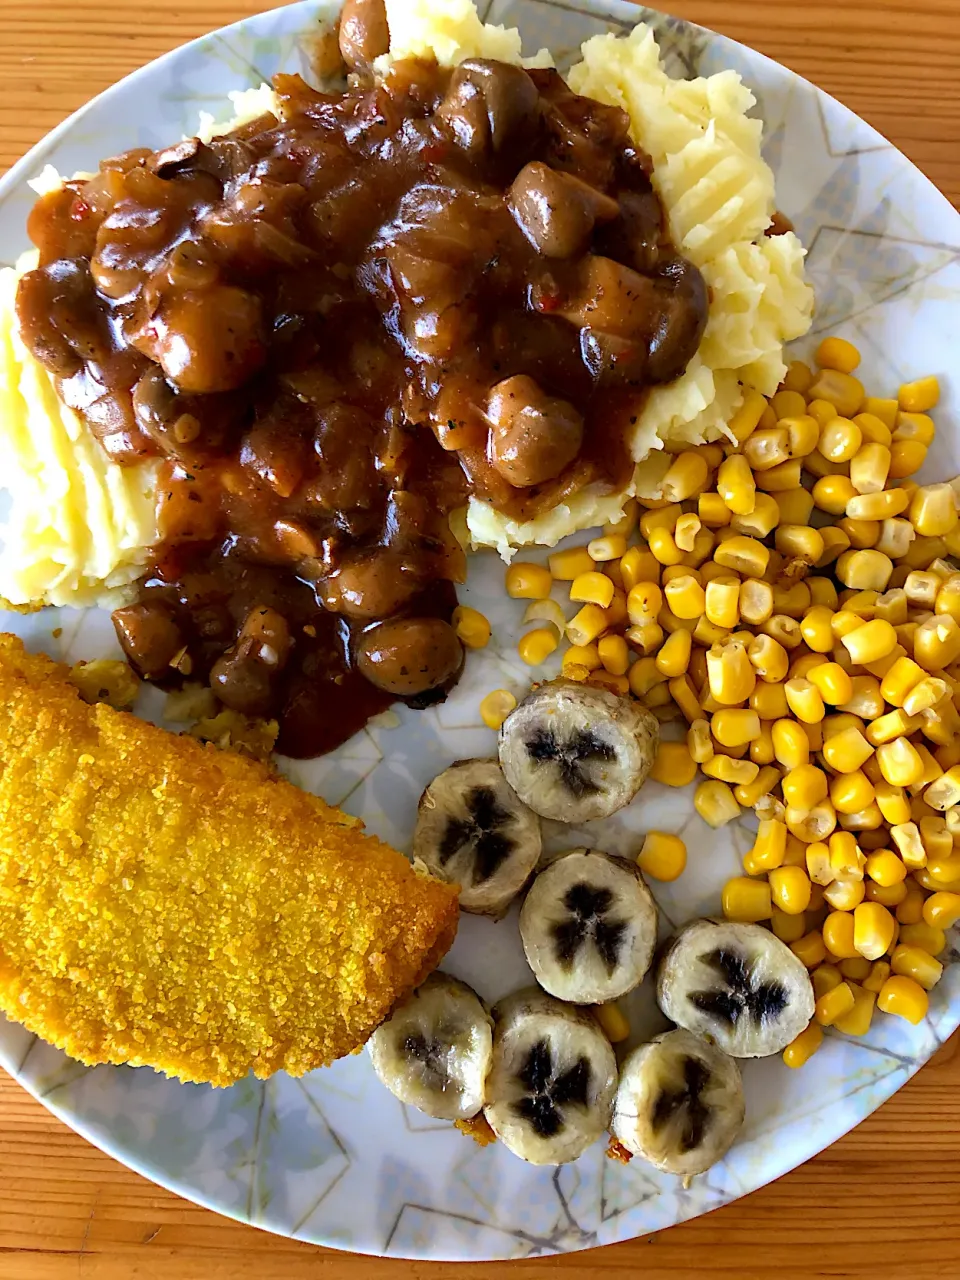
{"left": 483, "top": 987, "right": 618, "bottom": 1165}
{"left": 613, "top": 1029, "right": 744, "bottom": 1177}
{"left": 498, "top": 679, "right": 659, "bottom": 822}
{"left": 412, "top": 759, "right": 541, "bottom": 917}
{"left": 657, "top": 919, "right": 815, "bottom": 1058}
{"left": 519, "top": 848, "right": 658, "bottom": 1003}
{"left": 367, "top": 972, "right": 494, "bottom": 1120}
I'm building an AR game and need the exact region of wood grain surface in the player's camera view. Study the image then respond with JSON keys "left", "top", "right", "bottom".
{"left": 1, "top": 2, "right": 959, "bottom": 1277}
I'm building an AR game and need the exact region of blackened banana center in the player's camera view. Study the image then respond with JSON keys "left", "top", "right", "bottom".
{"left": 403, "top": 1032, "right": 449, "bottom": 1089}
{"left": 513, "top": 1038, "right": 592, "bottom": 1138}
{"left": 689, "top": 947, "right": 789, "bottom": 1027}
{"left": 438, "top": 785, "right": 513, "bottom": 883}
{"left": 526, "top": 726, "right": 616, "bottom": 798}
{"left": 651, "top": 1055, "right": 711, "bottom": 1152}
{"left": 553, "top": 880, "right": 628, "bottom": 972}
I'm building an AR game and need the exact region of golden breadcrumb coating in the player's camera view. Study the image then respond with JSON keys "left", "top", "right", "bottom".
{"left": 0, "top": 635, "right": 459, "bottom": 1086}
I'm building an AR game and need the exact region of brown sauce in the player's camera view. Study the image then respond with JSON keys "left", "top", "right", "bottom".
{"left": 16, "top": 26, "right": 707, "bottom": 757}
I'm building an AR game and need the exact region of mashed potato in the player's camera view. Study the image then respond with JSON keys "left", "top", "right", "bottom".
{"left": 0, "top": 256, "right": 157, "bottom": 608}
{"left": 2, "top": 0, "right": 813, "bottom": 602}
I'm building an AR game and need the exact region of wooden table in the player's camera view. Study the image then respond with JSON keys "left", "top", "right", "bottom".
{"left": 1, "top": 2, "right": 959, "bottom": 1276}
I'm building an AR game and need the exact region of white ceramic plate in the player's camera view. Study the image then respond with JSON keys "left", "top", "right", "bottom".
{"left": 0, "top": 0, "right": 958, "bottom": 1261}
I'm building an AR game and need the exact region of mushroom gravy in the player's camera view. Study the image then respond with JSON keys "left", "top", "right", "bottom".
{"left": 16, "top": 48, "right": 707, "bottom": 757}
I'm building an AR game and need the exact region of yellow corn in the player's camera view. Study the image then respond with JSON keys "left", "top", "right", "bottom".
{"left": 569, "top": 571, "right": 615, "bottom": 608}
{"left": 772, "top": 906, "right": 808, "bottom": 943}
{"left": 830, "top": 769, "right": 876, "bottom": 816}
{"left": 822, "top": 725, "right": 874, "bottom": 773}
{"left": 770, "top": 865, "right": 812, "bottom": 915}
{"left": 806, "top": 840, "right": 835, "bottom": 887}
{"left": 704, "top": 577, "right": 741, "bottom": 631}
{"left": 629, "top": 656, "right": 667, "bottom": 698}
{"left": 813, "top": 475, "right": 857, "bottom": 516}
{"left": 453, "top": 605, "right": 492, "bottom": 649}
{"left": 914, "top": 615, "right": 960, "bottom": 669}
{"left": 732, "top": 492, "right": 780, "bottom": 539}
{"left": 895, "top": 882, "right": 928, "bottom": 926}
{"left": 877, "top": 974, "right": 929, "bottom": 1024}
{"left": 594, "top": 1002, "right": 630, "bottom": 1043}
{"left": 873, "top": 583, "right": 910, "bottom": 623}
{"left": 655, "top": 628, "right": 692, "bottom": 678}
{"left": 876, "top": 736, "right": 924, "bottom": 786}
{"left": 846, "top": 489, "right": 910, "bottom": 521}
{"left": 816, "top": 336, "right": 861, "bottom": 373}
{"left": 861, "top": 396, "right": 898, "bottom": 429}
{"left": 898, "top": 375, "right": 940, "bottom": 413}
{"left": 783, "top": 1022, "right": 824, "bottom": 1068}
{"left": 792, "top": 930, "right": 829, "bottom": 968}
{"left": 863, "top": 960, "right": 892, "bottom": 994}
{"left": 721, "top": 875, "right": 772, "bottom": 922}
{"left": 894, "top": 411, "right": 936, "bottom": 447}
{"left": 637, "top": 831, "right": 687, "bottom": 882}
{"left": 911, "top": 483, "right": 958, "bottom": 537}
{"left": 853, "top": 901, "right": 897, "bottom": 960}
{"left": 819, "top": 416, "right": 863, "bottom": 464}
{"left": 854, "top": 412, "right": 893, "bottom": 447}
{"left": 714, "top": 535, "right": 770, "bottom": 577}
{"left": 480, "top": 689, "right": 517, "bottom": 730}
{"left": 740, "top": 579, "right": 775, "bottom": 625}
{"left": 809, "top": 368, "right": 865, "bottom": 418}
{"left": 744, "top": 427, "right": 792, "bottom": 472}
{"left": 716, "top": 454, "right": 756, "bottom": 517}
{"left": 828, "top": 830, "right": 864, "bottom": 882}
{"left": 748, "top": 633, "right": 789, "bottom": 684}
{"left": 661, "top": 451, "right": 710, "bottom": 503}
{"left": 621, "top": 547, "right": 660, "bottom": 591}
{"left": 784, "top": 677, "right": 826, "bottom": 723}
{"left": 587, "top": 534, "right": 627, "bottom": 563}
{"left": 750, "top": 681, "right": 789, "bottom": 722}
{"left": 518, "top": 628, "right": 559, "bottom": 666}
{"left": 822, "top": 910, "right": 859, "bottom": 959}
{"left": 667, "top": 674, "right": 699, "bottom": 723}
{"left": 873, "top": 780, "right": 911, "bottom": 825}
{"left": 838, "top": 517, "right": 880, "bottom": 550}
{"left": 566, "top": 605, "right": 608, "bottom": 648}
{"left": 775, "top": 490, "right": 816, "bottom": 529}
{"left": 626, "top": 582, "right": 664, "bottom": 625}
{"left": 863, "top": 848, "right": 907, "bottom": 889}
{"left": 923, "top": 890, "right": 960, "bottom": 928}
{"left": 564, "top": 644, "right": 602, "bottom": 674}
{"left": 833, "top": 984, "right": 877, "bottom": 1036}
{"left": 711, "top": 708, "right": 762, "bottom": 748}
{"left": 695, "top": 779, "right": 742, "bottom": 828}
{"left": 786, "top": 800, "right": 837, "bottom": 845}
{"left": 763, "top": 615, "right": 803, "bottom": 649}
{"left": 837, "top": 551, "right": 894, "bottom": 594}
{"left": 799, "top": 606, "right": 834, "bottom": 654}
{"left": 699, "top": 492, "right": 733, "bottom": 529}
{"left": 809, "top": 662, "right": 854, "bottom": 707}
{"left": 703, "top": 755, "right": 760, "bottom": 786}
{"left": 673, "top": 513, "right": 701, "bottom": 553}
{"left": 780, "top": 763, "right": 827, "bottom": 810}
{"left": 817, "top": 527, "right": 853, "bottom": 568}
{"left": 506, "top": 561, "right": 553, "bottom": 599}
{"left": 890, "top": 438, "right": 928, "bottom": 478}
{"left": 815, "top": 980, "right": 856, "bottom": 1027}
{"left": 771, "top": 718, "right": 809, "bottom": 769}
{"left": 604, "top": 499, "right": 639, "bottom": 538}
{"left": 664, "top": 575, "right": 706, "bottom": 620}
{"left": 735, "top": 763, "right": 781, "bottom": 808}
{"left": 650, "top": 741, "right": 698, "bottom": 787}
{"left": 648, "top": 526, "right": 685, "bottom": 566}
{"left": 548, "top": 548, "right": 594, "bottom": 582}
{"left": 706, "top": 640, "right": 756, "bottom": 705}
{"left": 890, "top": 943, "right": 943, "bottom": 991}
{"left": 890, "top": 821, "right": 927, "bottom": 870}
{"left": 597, "top": 634, "right": 629, "bottom": 677}
{"left": 898, "top": 920, "right": 946, "bottom": 953}
{"left": 841, "top": 618, "right": 897, "bottom": 664}
{"left": 849, "top": 443, "right": 891, "bottom": 496}
{"left": 687, "top": 718, "right": 714, "bottom": 764}
{"left": 783, "top": 360, "right": 815, "bottom": 393}
{"left": 726, "top": 389, "right": 768, "bottom": 445}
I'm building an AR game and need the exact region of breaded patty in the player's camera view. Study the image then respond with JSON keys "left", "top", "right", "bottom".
{"left": 0, "top": 635, "right": 459, "bottom": 1086}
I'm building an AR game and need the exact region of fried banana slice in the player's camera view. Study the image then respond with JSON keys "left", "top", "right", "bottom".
{"left": 0, "top": 634, "right": 458, "bottom": 1086}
